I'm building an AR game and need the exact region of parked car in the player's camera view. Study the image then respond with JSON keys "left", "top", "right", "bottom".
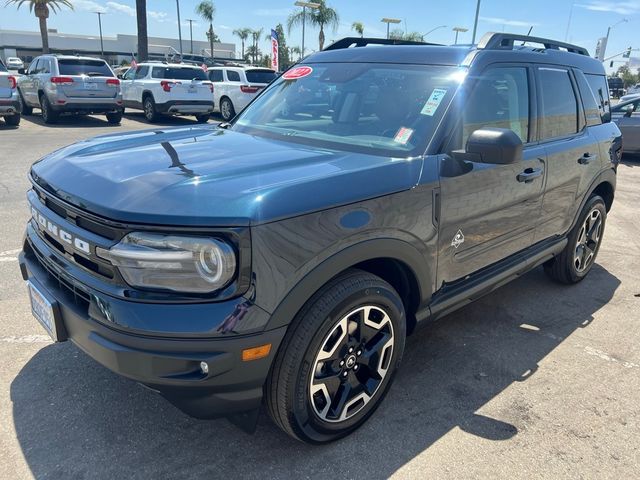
{"left": 6, "top": 57, "right": 24, "bottom": 71}
{"left": 120, "top": 62, "right": 214, "bottom": 122}
{"left": 619, "top": 93, "right": 640, "bottom": 103}
{"left": 611, "top": 97, "right": 640, "bottom": 153}
{"left": 19, "top": 34, "right": 619, "bottom": 444}
{"left": 208, "top": 66, "right": 277, "bottom": 120}
{"left": 16, "top": 55, "right": 123, "bottom": 124}
{"left": 0, "top": 59, "right": 20, "bottom": 126}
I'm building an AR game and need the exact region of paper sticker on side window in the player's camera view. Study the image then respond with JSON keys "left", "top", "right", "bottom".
{"left": 421, "top": 88, "right": 448, "bottom": 116}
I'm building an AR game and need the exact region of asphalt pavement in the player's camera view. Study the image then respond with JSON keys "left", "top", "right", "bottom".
{"left": 0, "top": 112, "right": 638, "bottom": 479}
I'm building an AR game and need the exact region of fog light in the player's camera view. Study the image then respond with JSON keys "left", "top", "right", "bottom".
{"left": 200, "top": 361, "right": 209, "bottom": 374}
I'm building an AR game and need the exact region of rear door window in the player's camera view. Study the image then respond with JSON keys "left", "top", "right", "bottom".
{"left": 226, "top": 70, "right": 241, "bottom": 82}
{"left": 538, "top": 68, "right": 579, "bottom": 139}
{"left": 208, "top": 69, "right": 224, "bottom": 82}
{"left": 245, "top": 69, "right": 276, "bottom": 84}
{"left": 152, "top": 67, "right": 207, "bottom": 80}
{"left": 58, "top": 59, "right": 113, "bottom": 77}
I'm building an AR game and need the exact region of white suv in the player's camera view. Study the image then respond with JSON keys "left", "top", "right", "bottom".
{"left": 208, "top": 66, "right": 277, "bottom": 121}
{"left": 121, "top": 63, "right": 214, "bottom": 123}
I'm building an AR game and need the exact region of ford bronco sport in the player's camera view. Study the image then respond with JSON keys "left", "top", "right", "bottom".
{"left": 19, "top": 34, "right": 620, "bottom": 444}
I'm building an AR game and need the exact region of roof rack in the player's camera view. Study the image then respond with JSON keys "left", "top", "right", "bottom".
{"left": 324, "top": 37, "right": 440, "bottom": 51}
{"left": 478, "top": 32, "right": 589, "bottom": 56}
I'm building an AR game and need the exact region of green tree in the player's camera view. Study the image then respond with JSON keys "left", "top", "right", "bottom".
{"left": 195, "top": 1, "right": 216, "bottom": 59}
{"left": 351, "top": 21, "right": 364, "bottom": 37}
{"left": 251, "top": 28, "right": 263, "bottom": 64}
{"left": 616, "top": 65, "right": 639, "bottom": 87}
{"left": 287, "top": 0, "right": 339, "bottom": 51}
{"left": 233, "top": 27, "right": 251, "bottom": 59}
{"left": 135, "top": 0, "right": 148, "bottom": 61}
{"left": 390, "top": 29, "right": 423, "bottom": 42}
{"left": 5, "top": 0, "right": 73, "bottom": 54}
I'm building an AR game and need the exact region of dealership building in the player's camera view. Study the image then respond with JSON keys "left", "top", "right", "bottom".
{"left": 0, "top": 28, "right": 236, "bottom": 65}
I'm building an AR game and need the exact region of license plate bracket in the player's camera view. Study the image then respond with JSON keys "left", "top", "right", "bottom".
{"left": 27, "top": 280, "right": 66, "bottom": 342}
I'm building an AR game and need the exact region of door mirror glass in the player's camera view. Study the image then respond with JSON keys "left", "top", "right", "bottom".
{"left": 455, "top": 127, "right": 523, "bottom": 165}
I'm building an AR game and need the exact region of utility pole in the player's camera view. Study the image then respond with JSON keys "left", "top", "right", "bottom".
{"left": 185, "top": 19, "right": 194, "bottom": 54}
{"left": 94, "top": 12, "right": 105, "bottom": 58}
{"left": 471, "top": 0, "right": 481, "bottom": 44}
{"left": 176, "top": 0, "right": 183, "bottom": 55}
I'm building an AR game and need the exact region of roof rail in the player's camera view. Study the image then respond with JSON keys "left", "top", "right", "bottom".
{"left": 478, "top": 32, "right": 589, "bottom": 56}
{"left": 324, "top": 37, "right": 440, "bottom": 51}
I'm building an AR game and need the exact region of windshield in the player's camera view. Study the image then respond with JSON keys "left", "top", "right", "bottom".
{"left": 152, "top": 67, "right": 208, "bottom": 81}
{"left": 58, "top": 59, "right": 113, "bottom": 77}
{"left": 232, "top": 63, "right": 464, "bottom": 156}
{"left": 246, "top": 69, "right": 277, "bottom": 84}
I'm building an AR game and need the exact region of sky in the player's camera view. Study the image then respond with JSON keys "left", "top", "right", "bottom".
{"left": 0, "top": 0, "right": 638, "bottom": 68}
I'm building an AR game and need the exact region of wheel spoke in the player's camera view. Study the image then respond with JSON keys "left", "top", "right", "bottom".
{"left": 587, "top": 215, "right": 601, "bottom": 242}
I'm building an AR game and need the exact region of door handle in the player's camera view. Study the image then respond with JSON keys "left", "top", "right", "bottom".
{"left": 578, "top": 153, "right": 597, "bottom": 165}
{"left": 517, "top": 167, "right": 543, "bottom": 183}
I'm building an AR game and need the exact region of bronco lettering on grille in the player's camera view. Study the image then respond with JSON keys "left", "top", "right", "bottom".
{"left": 31, "top": 207, "right": 91, "bottom": 254}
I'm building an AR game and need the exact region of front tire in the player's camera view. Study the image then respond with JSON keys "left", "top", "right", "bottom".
{"left": 194, "top": 113, "right": 210, "bottom": 123}
{"left": 544, "top": 195, "right": 607, "bottom": 284}
{"left": 266, "top": 269, "right": 406, "bottom": 444}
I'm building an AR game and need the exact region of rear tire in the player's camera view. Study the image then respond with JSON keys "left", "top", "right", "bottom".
{"left": 194, "top": 113, "right": 210, "bottom": 123}
{"left": 143, "top": 95, "right": 158, "bottom": 123}
{"left": 544, "top": 195, "right": 607, "bottom": 284}
{"left": 266, "top": 269, "right": 406, "bottom": 444}
{"left": 18, "top": 90, "right": 32, "bottom": 115}
{"left": 106, "top": 111, "right": 122, "bottom": 124}
{"left": 4, "top": 114, "right": 20, "bottom": 126}
{"left": 40, "top": 94, "right": 58, "bottom": 124}
{"left": 220, "top": 97, "right": 235, "bottom": 121}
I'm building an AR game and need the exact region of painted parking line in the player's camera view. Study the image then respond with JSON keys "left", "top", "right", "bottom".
{"left": 0, "top": 248, "right": 21, "bottom": 262}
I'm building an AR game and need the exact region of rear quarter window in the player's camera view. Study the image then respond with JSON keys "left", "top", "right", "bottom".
{"left": 58, "top": 59, "right": 113, "bottom": 77}
{"left": 245, "top": 70, "right": 276, "bottom": 84}
{"left": 575, "top": 71, "right": 602, "bottom": 127}
{"left": 226, "top": 70, "right": 241, "bottom": 82}
{"left": 586, "top": 74, "right": 611, "bottom": 122}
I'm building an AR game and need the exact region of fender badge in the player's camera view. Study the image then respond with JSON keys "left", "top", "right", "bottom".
{"left": 451, "top": 229, "right": 465, "bottom": 249}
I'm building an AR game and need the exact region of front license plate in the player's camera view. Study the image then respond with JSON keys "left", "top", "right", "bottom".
{"left": 27, "top": 280, "right": 60, "bottom": 342}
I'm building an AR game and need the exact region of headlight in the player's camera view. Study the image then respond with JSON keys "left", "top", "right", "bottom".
{"left": 97, "top": 232, "right": 237, "bottom": 294}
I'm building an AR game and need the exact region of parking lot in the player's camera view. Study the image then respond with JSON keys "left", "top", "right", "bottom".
{"left": 0, "top": 114, "right": 639, "bottom": 479}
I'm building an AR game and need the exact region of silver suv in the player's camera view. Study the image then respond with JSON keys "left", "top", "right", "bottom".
{"left": 17, "top": 55, "right": 123, "bottom": 124}
{"left": 0, "top": 58, "right": 20, "bottom": 127}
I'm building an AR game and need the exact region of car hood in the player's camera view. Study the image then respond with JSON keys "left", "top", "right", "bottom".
{"left": 30, "top": 125, "right": 423, "bottom": 226}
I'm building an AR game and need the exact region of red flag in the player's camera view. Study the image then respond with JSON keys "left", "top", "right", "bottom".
{"left": 131, "top": 59, "right": 138, "bottom": 69}
{"left": 201, "top": 63, "right": 208, "bottom": 72}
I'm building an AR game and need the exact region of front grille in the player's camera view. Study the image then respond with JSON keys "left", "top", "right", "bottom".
{"left": 27, "top": 239, "right": 91, "bottom": 308}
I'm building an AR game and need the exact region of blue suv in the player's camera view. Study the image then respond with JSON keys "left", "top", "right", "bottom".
{"left": 19, "top": 33, "right": 620, "bottom": 443}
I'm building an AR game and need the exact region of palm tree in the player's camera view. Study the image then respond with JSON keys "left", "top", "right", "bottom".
{"left": 233, "top": 27, "right": 251, "bottom": 59}
{"left": 195, "top": 0, "right": 216, "bottom": 59}
{"left": 351, "top": 21, "right": 364, "bottom": 37}
{"left": 290, "top": 46, "right": 302, "bottom": 62}
{"left": 287, "top": 0, "right": 339, "bottom": 51}
{"left": 251, "top": 28, "right": 263, "bottom": 64}
{"left": 5, "top": 0, "right": 73, "bottom": 54}
{"left": 135, "top": 0, "right": 148, "bottom": 61}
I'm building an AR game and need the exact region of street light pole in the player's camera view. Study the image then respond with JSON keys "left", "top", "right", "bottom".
{"left": 381, "top": 18, "right": 402, "bottom": 39}
{"left": 421, "top": 25, "right": 447, "bottom": 41}
{"left": 185, "top": 19, "right": 194, "bottom": 54}
{"left": 176, "top": 0, "right": 183, "bottom": 56}
{"left": 452, "top": 26, "right": 468, "bottom": 45}
{"left": 94, "top": 12, "right": 104, "bottom": 58}
{"left": 295, "top": 2, "right": 320, "bottom": 58}
{"left": 471, "top": 0, "right": 481, "bottom": 44}
{"left": 603, "top": 18, "right": 628, "bottom": 60}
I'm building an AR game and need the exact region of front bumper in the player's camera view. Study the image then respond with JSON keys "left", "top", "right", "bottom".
{"left": 19, "top": 230, "right": 287, "bottom": 420}
{"left": 156, "top": 100, "right": 214, "bottom": 115}
{"left": 0, "top": 97, "right": 20, "bottom": 116}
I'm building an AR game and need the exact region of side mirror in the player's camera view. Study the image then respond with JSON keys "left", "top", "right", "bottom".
{"left": 454, "top": 127, "right": 523, "bottom": 165}
{"left": 117, "top": 73, "right": 124, "bottom": 79}
{"left": 18, "top": 68, "right": 25, "bottom": 75}
{"left": 624, "top": 104, "right": 634, "bottom": 117}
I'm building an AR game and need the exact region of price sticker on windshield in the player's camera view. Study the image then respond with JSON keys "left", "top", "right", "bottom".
{"left": 394, "top": 127, "right": 414, "bottom": 145}
{"left": 421, "top": 88, "right": 448, "bottom": 116}
{"left": 282, "top": 66, "right": 313, "bottom": 80}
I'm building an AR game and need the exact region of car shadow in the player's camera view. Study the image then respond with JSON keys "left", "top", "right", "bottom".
{"left": 20, "top": 113, "right": 120, "bottom": 128}
{"left": 123, "top": 111, "right": 224, "bottom": 126}
{"left": 11, "top": 265, "right": 620, "bottom": 479}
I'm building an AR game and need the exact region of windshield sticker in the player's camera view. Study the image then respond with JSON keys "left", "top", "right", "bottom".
{"left": 421, "top": 88, "right": 448, "bottom": 116}
{"left": 394, "top": 127, "right": 414, "bottom": 145}
{"left": 282, "top": 66, "right": 313, "bottom": 80}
